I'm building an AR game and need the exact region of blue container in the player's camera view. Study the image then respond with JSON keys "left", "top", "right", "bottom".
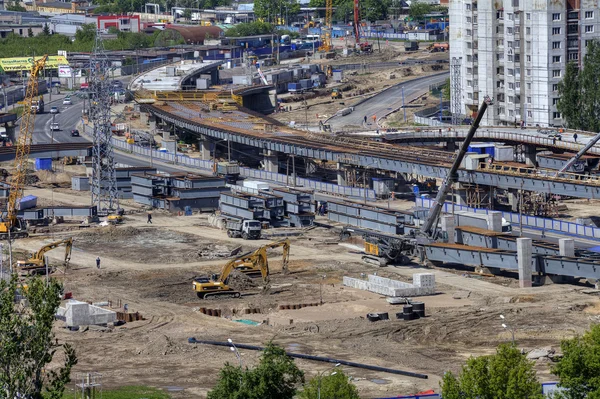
{"left": 34, "top": 158, "right": 52, "bottom": 171}
{"left": 18, "top": 195, "right": 37, "bottom": 210}
{"left": 484, "top": 146, "right": 495, "bottom": 157}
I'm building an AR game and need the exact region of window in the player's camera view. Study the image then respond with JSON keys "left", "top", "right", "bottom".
{"left": 553, "top": 112, "right": 561, "bottom": 119}
{"left": 467, "top": 67, "right": 473, "bottom": 74}
{"left": 467, "top": 80, "right": 472, "bottom": 87}
{"left": 497, "top": 38, "right": 504, "bottom": 46}
{"left": 467, "top": 29, "right": 472, "bottom": 36}
{"left": 552, "top": 41, "right": 561, "bottom": 49}
{"left": 508, "top": 41, "right": 513, "bottom": 48}
{"left": 568, "top": 24, "right": 579, "bottom": 34}
{"left": 467, "top": 55, "right": 472, "bottom": 62}
{"left": 527, "top": 69, "right": 531, "bottom": 76}
{"left": 508, "top": 68, "right": 514, "bottom": 76}
{"left": 515, "top": 27, "right": 521, "bottom": 34}
{"left": 527, "top": 96, "right": 532, "bottom": 103}
{"left": 527, "top": 55, "right": 531, "bottom": 62}
{"left": 467, "top": 93, "right": 473, "bottom": 100}
{"left": 466, "top": 16, "right": 472, "bottom": 23}
{"left": 515, "top": 55, "right": 520, "bottom": 62}
{"left": 552, "top": 27, "right": 561, "bottom": 34}
{"left": 467, "top": 42, "right": 472, "bottom": 49}
{"left": 585, "top": 25, "right": 594, "bottom": 33}
{"left": 508, "top": 13, "right": 514, "bottom": 20}
{"left": 526, "top": 27, "right": 531, "bottom": 35}
{"left": 552, "top": 55, "right": 561, "bottom": 62}
{"left": 516, "top": 67, "right": 521, "bottom": 76}
{"left": 507, "top": 27, "right": 513, "bottom": 34}
{"left": 496, "top": 53, "right": 504, "bottom": 60}
{"left": 466, "top": 3, "right": 471, "bottom": 10}
{"left": 568, "top": 52, "right": 579, "bottom": 61}
{"left": 585, "top": 11, "right": 594, "bottom": 18}
{"left": 587, "top": 40, "right": 593, "bottom": 47}
{"left": 509, "top": 82, "right": 515, "bottom": 89}
{"left": 474, "top": 16, "right": 477, "bottom": 23}
{"left": 509, "top": 110, "right": 514, "bottom": 117}
{"left": 527, "top": 83, "right": 532, "bottom": 89}
{"left": 552, "top": 13, "right": 561, "bottom": 21}
{"left": 508, "top": 54, "right": 514, "bottom": 62}
{"left": 553, "top": 98, "right": 559, "bottom": 105}
{"left": 497, "top": 11, "right": 503, "bottom": 19}
{"left": 552, "top": 84, "right": 558, "bottom": 91}
{"left": 553, "top": 69, "right": 561, "bottom": 77}
{"left": 499, "top": 107, "right": 505, "bottom": 115}
{"left": 527, "top": 40, "right": 531, "bottom": 48}
{"left": 515, "top": 40, "right": 520, "bottom": 48}
{"left": 516, "top": 82, "right": 520, "bottom": 89}
{"left": 508, "top": 96, "right": 515, "bottom": 103}
{"left": 528, "top": 110, "right": 533, "bottom": 118}
{"left": 526, "top": 13, "right": 531, "bottom": 20}
{"left": 568, "top": 39, "right": 579, "bottom": 48}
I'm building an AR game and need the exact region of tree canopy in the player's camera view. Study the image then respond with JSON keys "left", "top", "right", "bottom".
{"left": 409, "top": 1, "right": 433, "bottom": 20}
{"left": 225, "top": 21, "right": 275, "bottom": 37}
{"left": 0, "top": 274, "right": 77, "bottom": 399}
{"left": 207, "top": 342, "right": 304, "bottom": 399}
{"left": 253, "top": 0, "right": 300, "bottom": 23}
{"left": 557, "top": 40, "right": 600, "bottom": 131}
{"left": 552, "top": 324, "right": 600, "bottom": 398}
{"left": 298, "top": 370, "right": 360, "bottom": 399}
{"left": 308, "top": 0, "right": 391, "bottom": 22}
{"left": 441, "top": 344, "right": 543, "bottom": 399}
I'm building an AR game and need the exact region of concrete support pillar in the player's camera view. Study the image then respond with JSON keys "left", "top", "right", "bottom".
{"left": 508, "top": 190, "right": 519, "bottom": 212}
{"left": 198, "top": 135, "right": 211, "bottom": 161}
{"left": 140, "top": 111, "right": 148, "bottom": 125}
{"left": 162, "top": 129, "right": 170, "bottom": 140}
{"left": 517, "top": 237, "right": 533, "bottom": 288}
{"left": 559, "top": 238, "right": 575, "bottom": 257}
{"left": 149, "top": 119, "right": 156, "bottom": 131}
{"left": 441, "top": 215, "right": 455, "bottom": 244}
{"left": 337, "top": 163, "right": 347, "bottom": 186}
{"left": 487, "top": 211, "right": 503, "bottom": 232}
{"left": 524, "top": 144, "right": 537, "bottom": 167}
{"left": 446, "top": 141, "right": 456, "bottom": 152}
{"left": 264, "top": 150, "right": 278, "bottom": 173}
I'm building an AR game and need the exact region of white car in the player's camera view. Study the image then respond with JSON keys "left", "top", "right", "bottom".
{"left": 62, "top": 97, "right": 71, "bottom": 105}
{"left": 50, "top": 122, "right": 60, "bottom": 131}
{"left": 50, "top": 106, "right": 59, "bottom": 114}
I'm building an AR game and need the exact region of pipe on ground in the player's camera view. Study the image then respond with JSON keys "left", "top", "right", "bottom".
{"left": 187, "top": 338, "right": 428, "bottom": 379}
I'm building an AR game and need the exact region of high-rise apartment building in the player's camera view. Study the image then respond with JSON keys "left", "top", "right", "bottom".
{"left": 449, "top": 0, "right": 598, "bottom": 127}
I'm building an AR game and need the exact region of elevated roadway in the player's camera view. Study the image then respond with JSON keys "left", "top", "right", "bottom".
{"left": 145, "top": 101, "right": 600, "bottom": 200}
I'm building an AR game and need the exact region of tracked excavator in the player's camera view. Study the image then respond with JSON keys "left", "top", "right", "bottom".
{"left": 341, "top": 96, "right": 494, "bottom": 266}
{"left": 17, "top": 237, "right": 73, "bottom": 275}
{"left": 192, "top": 239, "right": 290, "bottom": 299}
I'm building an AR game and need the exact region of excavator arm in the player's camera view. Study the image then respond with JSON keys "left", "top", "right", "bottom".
{"left": 32, "top": 238, "right": 73, "bottom": 262}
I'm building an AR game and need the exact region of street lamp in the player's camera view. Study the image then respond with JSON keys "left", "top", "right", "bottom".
{"left": 317, "top": 363, "right": 341, "bottom": 399}
{"left": 227, "top": 338, "right": 243, "bottom": 368}
{"left": 500, "top": 315, "right": 515, "bottom": 345}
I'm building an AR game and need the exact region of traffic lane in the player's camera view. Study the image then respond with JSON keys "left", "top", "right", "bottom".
{"left": 329, "top": 72, "right": 449, "bottom": 127}
{"left": 33, "top": 101, "right": 87, "bottom": 144}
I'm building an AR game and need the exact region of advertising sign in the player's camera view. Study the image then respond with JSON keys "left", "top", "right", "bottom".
{"left": 0, "top": 55, "right": 69, "bottom": 72}
{"left": 58, "top": 65, "right": 72, "bottom": 78}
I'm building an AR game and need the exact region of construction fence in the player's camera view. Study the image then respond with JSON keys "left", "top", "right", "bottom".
{"left": 111, "top": 139, "right": 376, "bottom": 200}
{"left": 416, "top": 197, "right": 600, "bottom": 240}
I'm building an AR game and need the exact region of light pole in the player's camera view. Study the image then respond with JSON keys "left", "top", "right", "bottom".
{"left": 227, "top": 338, "right": 243, "bottom": 368}
{"left": 317, "top": 363, "right": 341, "bottom": 399}
{"left": 500, "top": 314, "right": 515, "bottom": 345}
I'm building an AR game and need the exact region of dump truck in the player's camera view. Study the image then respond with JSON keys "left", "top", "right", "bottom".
{"left": 226, "top": 219, "right": 262, "bottom": 239}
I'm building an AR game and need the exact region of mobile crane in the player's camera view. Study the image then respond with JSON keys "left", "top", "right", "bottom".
{"left": 192, "top": 239, "right": 290, "bottom": 299}
{"left": 17, "top": 237, "right": 73, "bottom": 275}
{"left": 341, "top": 97, "right": 494, "bottom": 266}
{"left": 0, "top": 55, "right": 48, "bottom": 239}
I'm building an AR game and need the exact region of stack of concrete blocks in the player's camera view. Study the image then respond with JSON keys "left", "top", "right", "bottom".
{"left": 57, "top": 300, "right": 117, "bottom": 327}
{"left": 343, "top": 273, "right": 436, "bottom": 297}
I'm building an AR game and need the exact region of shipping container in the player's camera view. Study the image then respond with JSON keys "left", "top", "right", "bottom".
{"left": 287, "top": 82, "right": 302, "bottom": 92}
{"left": 34, "top": 158, "right": 52, "bottom": 171}
{"left": 71, "top": 176, "right": 90, "bottom": 191}
{"left": 18, "top": 195, "right": 37, "bottom": 210}
{"left": 494, "top": 145, "right": 514, "bottom": 162}
{"left": 243, "top": 180, "right": 270, "bottom": 191}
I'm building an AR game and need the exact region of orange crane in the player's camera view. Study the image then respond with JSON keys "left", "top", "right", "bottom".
{"left": 0, "top": 55, "right": 47, "bottom": 238}
{"left": 353, "top": 0, "right": 372, "bottom": 53}
{"left": 319, "top": 0, "right": 333, "bottom": 52}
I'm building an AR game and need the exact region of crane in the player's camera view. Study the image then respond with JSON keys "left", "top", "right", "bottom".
{"left": 0, "top": 55, "right": 48, "bottom": 239}
{"left": 192, "top": 239, "right": 290, "bottom": 299}
{"left": 353, "top": 0, "right": 372, "bottom": 53}
{"left": 17, "top": 237, "right": 73, "bottom": 275}
{"left": 318, "top": 0, "right": 333, "bottom": 52}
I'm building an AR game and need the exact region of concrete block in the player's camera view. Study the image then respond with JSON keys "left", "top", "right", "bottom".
{"left": 441, "top": 215, "right": 455, "bottom": 244}
{"left": 413, "top": 273, "right": 435, "bottom": 288}
{"left": 517, "top": 237, "right": 533, "bottom": 288}
{"left": 344, "top": 274, "right": 435, "bottom": 297}
{"left": 59, "top": 300, "right": 117, "bottom": 327}
{"left": 559, "top": 238, "right": 575, "bottom": 257}
{"left": 487, "top": 211, "right": 503, "bottom": 232}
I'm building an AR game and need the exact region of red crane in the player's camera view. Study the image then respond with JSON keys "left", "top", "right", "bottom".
{"left": 353, "top": 0, "right": 372, "bottom": 53}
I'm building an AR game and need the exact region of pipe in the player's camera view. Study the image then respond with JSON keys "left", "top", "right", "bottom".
{"left": 187, "top": 338, "right": 428, "bottom": 379}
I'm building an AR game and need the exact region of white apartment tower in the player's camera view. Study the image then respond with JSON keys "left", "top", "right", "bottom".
{"left": 450, "top": 0, "right": 600, "bottom": 127}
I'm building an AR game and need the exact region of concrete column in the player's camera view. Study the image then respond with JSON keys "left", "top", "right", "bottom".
{"left": 508, "top": 190, "right": 519, "bottom": 212}
{"left": 264, "top": 150, "right": 278, "bottom": 173}
{"left": 149, "top": 119, "right": 156, "bottom": 131}
{"left": 446, "top": 141, "right": 456, "bottom": 152}
{"left": 559, "top": 238, "right": 575, "bottom": 257}
{"left": 524, "top": 144, "right": 537, "bottom": 167}
{"left": 517, "top": 237, "right": 533, "bottom": 288}
{"left": 198, "top": 135, "right": 210, "bottom": 160}
{"left": 162, "top": 130, "right": 170, "bottom": 140}
{"left": 487, "top": 211, "right": 503, "bottom": 232}
{"left": 441, "top": 215, "right": 455, "bottom": 244}
{"left": 337, "top": 163, "right": 347, "bottom": 186}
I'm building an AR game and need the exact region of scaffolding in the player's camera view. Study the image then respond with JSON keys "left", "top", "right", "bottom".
{"left": 450, "top": 57, "right": 462, "bottom": 125}
{"left": 89, "top": 30, "right": 118, "bottom": 214}
{"left": 75, "top": 372, "right": 102, "bottom": 399}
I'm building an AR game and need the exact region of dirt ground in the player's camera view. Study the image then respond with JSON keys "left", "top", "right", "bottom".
{"left": 9, "top": 197, "right": 599, "bottom": 398}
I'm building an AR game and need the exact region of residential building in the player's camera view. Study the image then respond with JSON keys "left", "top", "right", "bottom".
{"left": 26, "top": 0, "right": 93, "bottom": 16}
{"left": 97, "top": 15, "right": 141, "bottom": 33}
{"left": 450, "top": 0, "right": 600, "bottom": 127}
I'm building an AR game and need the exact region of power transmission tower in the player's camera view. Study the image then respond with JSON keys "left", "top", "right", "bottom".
{"left": 450, "top": 57, "right": 462, "bottom": 125}
{"left": 89, "top": 30, "right": 117, "bottom": 213}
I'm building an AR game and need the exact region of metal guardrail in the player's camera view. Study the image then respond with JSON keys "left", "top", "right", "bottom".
{"left": 416, "top": 197, "right": 600, "bottom": 240}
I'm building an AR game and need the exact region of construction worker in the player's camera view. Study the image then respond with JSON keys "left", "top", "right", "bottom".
{"left": 147, "top": 213, "right": 152, "bottom": 224}
{"left": 364, "top": 115, "right": 367, "bottom": 124}
{"left": 574, "top": 133, "right": 578, "bottom": 143}
{"left": 96, "top": 257, "right": 101, "bottom": 269}
{"left": 372, "top": 115, "right": 377, "bottom": 123}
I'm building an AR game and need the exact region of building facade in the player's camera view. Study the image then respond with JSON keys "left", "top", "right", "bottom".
{"left": 450, "top": 0, "right": 600, "bottom": 127}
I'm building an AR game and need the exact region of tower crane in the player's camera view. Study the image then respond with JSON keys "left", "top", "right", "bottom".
{"left": 353, "top": 0, "right": 372, "bottom": 53}
{"left": 319, "top": 0, "right": 333, "bottom": 52}
{"left": 0, "top": 55, "right": 48, "bottom": 239}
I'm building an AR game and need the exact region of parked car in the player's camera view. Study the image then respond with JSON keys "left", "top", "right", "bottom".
{"left": 70, "top": 129, "right": 79, "bottom": 137}
{"left": 50, "top": 106, "right": 59, "bottom": 114}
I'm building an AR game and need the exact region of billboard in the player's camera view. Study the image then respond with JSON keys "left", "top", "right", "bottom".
{"left": 58, "top": 65, "right": 73, "bottom": 78}
{"left": 0, "top": 56, "right": 69, "bottom": 72}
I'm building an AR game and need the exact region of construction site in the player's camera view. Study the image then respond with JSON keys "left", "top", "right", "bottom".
{"left": 4, "top": 13, "right": 600, "bottom": 398}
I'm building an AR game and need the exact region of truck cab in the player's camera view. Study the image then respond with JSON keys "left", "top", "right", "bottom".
{"left": 226, "top": 219, "right": 262, "bottom": 239}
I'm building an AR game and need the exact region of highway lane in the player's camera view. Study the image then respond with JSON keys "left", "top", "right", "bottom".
{"left": 328, "top": 71, "right": 449, "bottom": 129}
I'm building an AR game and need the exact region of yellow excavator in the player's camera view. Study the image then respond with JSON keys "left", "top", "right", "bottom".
{"left": 17, "top": 237, "right": 73, "bottom": 275}
{"left": 0, "top": 55, "right": 47, "bottom": 239}
{"left": 192, "top": 239, "right": 291, "bottom": 299}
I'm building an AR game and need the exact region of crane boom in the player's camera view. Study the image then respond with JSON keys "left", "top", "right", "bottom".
{"left": 1, "top": 55, "right": 47, "bottom": 236}
{"left": 354, "top": 0, "right": 360, "bottom": 43}
{"left": 419, "top": 96, "right": 493, "bottom": 238}
{"left": 319, "top": 0, "right": 333, "bottom": 52}
{"left": 558, "top": 130, "right": 600, "bottom": 174}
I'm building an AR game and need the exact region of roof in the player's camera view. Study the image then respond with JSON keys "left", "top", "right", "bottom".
{"left": 37, "top": 2, "right": 72, "bottom": 9}
{"left": 162, "top": 25, "right": 223, "bottom": 44}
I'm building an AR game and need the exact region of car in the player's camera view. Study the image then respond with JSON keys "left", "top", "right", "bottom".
{"left": 50, "top": 106, "right": 59, "bottom": 114}
{"left": 70, "top": 129, "right": 79, "bottom": 137}
{"left": 50, "top": 122, "right": 60, "bottom": 131}
{"left": 62, "top": 97, "right": 71, "bottom": 105}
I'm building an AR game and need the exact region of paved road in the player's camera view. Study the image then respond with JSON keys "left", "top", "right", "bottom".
{"left": 328, "top": 71, "right": 449, "bottom": 130}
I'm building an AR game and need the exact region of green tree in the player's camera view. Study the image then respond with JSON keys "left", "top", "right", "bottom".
{"left": 441, "top": 344, "right": 543, "bottom": 399}
{"left": 41, "top": 23, "right": 51, "bottom": 36}
{"left": 254, "top": 0, "right": 300, "bottom": 23}
{"left": 552, "top": 324, "right": 600, "bottom": 398}
{"left": 298, "top": 370, "right": 360, "bottom": 399}
{"left": 360, "top": 0, "right": 391, "bottom": 22}
{"left": 75, "top": 23, "right": 97, "bottom": 43}
{"left": 225, "top": 21, "right": 275, "bottom": 37}
{"left": 6, "top": 0, "right": 26, "bottom": 12}
{"left": 557, "top": 62, "right": 582, "bottom": 130}
{"left": 409, "top": 1, "right": 432, "bottom": 20}
{"left": 183, "top": 8, "right": 192, "bottom": 20}
{"left": 0, "top": 274, "right": 78, "bottom": 398}
{"left": 207, "top": 342, "right": 304, "bottom": 399}
{"left": 579, "top": 40, "right": 600, "bottom": 132}
{"left": 442, "top": 77, "right": 450, "bottom": 100}
{"left": 27, "top": 27, "right": 34, "bottom": 38}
